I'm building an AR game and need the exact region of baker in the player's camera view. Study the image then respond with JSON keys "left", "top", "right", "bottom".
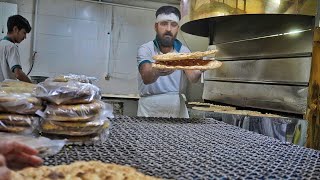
{"left": 0, "top": 15, "right": 32, "bottom": 83}
{"left": 137, "top": 5, "right": 202, "bottom": 118}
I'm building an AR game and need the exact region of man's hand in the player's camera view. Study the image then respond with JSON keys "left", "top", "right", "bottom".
{"left": 139, "top": 63, "right": 175, "bottom": 84}
{"left": 0, "top": 141, "right": 43, "bottom": 170}
{"left": 155, "top": 68, "right": 174, "bottom": 76}
{"left": 0, "top": 155, "right": 10, "bottom": 180}
{"left": 184, "top": 70, "right": 203, "bottom": 83}
{"left": 13, "top": 68, "right": 32, "bottom": 83}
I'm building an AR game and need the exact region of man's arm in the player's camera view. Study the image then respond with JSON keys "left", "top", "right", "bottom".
{"left": 13, "top": 68, "right": 32, "bottom": 83}
{"left": 139, "top": 63, "right": 174, "bottom": 84}
{"left": 184, "top": 70, "right": 202, "bottom": 83}
{"left": 6, "top": 45, "right": 32, "bottom": 83}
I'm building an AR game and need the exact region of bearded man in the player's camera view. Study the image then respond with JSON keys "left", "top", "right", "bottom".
{"left": 137, "top": 6, "right": 202, "bottom": 118}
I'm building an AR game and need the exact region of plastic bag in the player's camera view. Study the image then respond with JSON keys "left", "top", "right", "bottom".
{"left": 0, "top": 81, "right": 43, "bottom": 114}
{"left": 0, "top": 114, "right": 38, "bottom": 134}
{"left": 51, "top": 74, "right": 97, "bottom": 84}
{"left": 0, "top": 132, "right": 65, "bottom": 157}
{"left": 43, "top": 100, "right": 105, "bottom": 121}
{"left": 38, "top": 101, "right": 113, "bottom": 144}
{"left": 35, "top": 80, "right": 101, "bottom": 105}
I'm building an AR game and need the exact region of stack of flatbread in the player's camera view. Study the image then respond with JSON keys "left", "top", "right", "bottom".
{"left": 40, "top": 101, "right": 109, "bottom": 136}
{"left": 11, "top": 161, "right": 160, "bottom": 180}
{"left": 152, "top": 49, "right": 222, "bottom": 70}
{"left": 36, "top": 75, "right": 112, "bottom": 142}
{"left": 0, "top": 81, "right": 42, "bottom": 133}
{"left": 35, "top": 77, "right": 101, "bottom": 105}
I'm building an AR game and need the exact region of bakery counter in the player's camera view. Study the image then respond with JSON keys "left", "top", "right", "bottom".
{"left": 101, "top": 94, "right": 139, "bottom": 116}
{"left": 43, "top": 116, "right": 320, "bottom": 179}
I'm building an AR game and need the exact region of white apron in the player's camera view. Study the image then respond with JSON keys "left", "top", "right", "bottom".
{"left": 137, "top": 93, "right": 189, "bottom": 118}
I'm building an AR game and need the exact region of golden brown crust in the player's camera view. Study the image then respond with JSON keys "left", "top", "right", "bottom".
{"left": 45, "top": 114, "right": 99, "bottom": 122}
{"left": 40, "top": 120, "right": 108, "bottom": 136}
{"left": 0, "top": 96, "right": 41, "bottom": 105}
{"left": 153, "top": 49, "right": 218, "bottom": 61}
{"left": 0, "top": 114, "right": 37, "bottom": 126}
{"left": 45, "top": 101, "right": 104, "bottom": 117}
{"left": 188, "top": 102, "right": 212, "bottom": 106}
{"left": 11, "top": 161, "right": 160, "bottom": 180}
{"left": 0, "top": 105, "right": 43, "bottom": 115}
{"left": 0, "top": 81, "right": 37, "bottom": 94}
{"left": 0, "top": 126, "right": 31, "bottom": 133}
{"left": 152, "top": 60, "right": 222, "bottom": 70}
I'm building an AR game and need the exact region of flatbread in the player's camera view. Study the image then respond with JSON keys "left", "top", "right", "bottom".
{"left": 153, "top": 49, "right": 218, "bottom": 61}
{"left": 11, "top": 161, "right": 160, "bottom": 180}
{"left": 0, "top": 81, "right": 36, "bottom": 94}
{"left": 192, "top": 105, "right": 236, "bottom": 112}
{"left": 0, "top": 105, "right": 43, "bottom": 115}
{"left": 45, "top": 114, "right": 99, "bottom": 122}
{"left": 40, "top": 120, "right": 109, "bottom": 136}
{"left": 45, "top": 101, "right": 104, "bottom": 117}
{"left": 152, "top": 60, "right": 222, "bottom": 70}
{"left": 35, "top": 81, "right": 100, "bottom": 105}
{"left": 0, "top": 126, "right": 32, "bottom": 133}
{"left": 0, "top": 95, "right": 41, "bottom": 104}
{"left": 188, "top": 102, "right": 212, "bottom": 106}
{"left": 0, "top": 114, "right": 37, "bottom": 126}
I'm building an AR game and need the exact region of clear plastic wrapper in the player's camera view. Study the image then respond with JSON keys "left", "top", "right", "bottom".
{"left": 40, "top": 118, "right": 110, "bottom": 136}
{"left": 0, "top": 132, "right": 65, "bottom": 157}
{"left": 0, "top": 81, "right": 43, "bottom": 114}
{"left": 0, "top": 80, "right": 37, "bottom": 93}
{"left": 43, "top": 100, "right": 105, "bottom": 121}
{"left": 52, "top": 74, "right": 97, "bottom": 83}
{"left": 38, "top": 101, "right": 113, "bottom": 144}
{"left": 40, "top": 128, "right": 110, "bottom": 145}
{"left": 35, "top": 79, "right": 101, "bottom": 105}
{"left": 0, "top": 114, "right": 38, "bottom": 134}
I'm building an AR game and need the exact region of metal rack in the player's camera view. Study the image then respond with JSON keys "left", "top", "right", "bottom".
{"left": 44, "top": 116, "right": 320, "bottom": 179}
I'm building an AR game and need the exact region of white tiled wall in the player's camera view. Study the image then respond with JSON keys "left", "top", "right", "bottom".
{"left": 0, "top": 0, "right": 192, "bottom": 97}
{"left": 31, "top": 0, "right": 113, "bottom": 84}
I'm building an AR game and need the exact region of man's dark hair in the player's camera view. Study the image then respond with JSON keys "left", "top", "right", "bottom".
{"left": 7, "top": 15, "right": 32, "bottom": 33}
{"left": 156, "top": 6, "right": 181, "bottom": 20}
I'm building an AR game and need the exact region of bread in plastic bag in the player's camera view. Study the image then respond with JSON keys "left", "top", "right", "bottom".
{"left": 35, "top": 80, "right": 101, "bottom": 105}
{"left": 43, "top": 101, "right": 105, "bottom": 122}
{"left": 0, "top": 132, "right": 65, "bottom": 157}
{"left": 0, "top": 81, "right": 43, "bottom": 114}
{"left": 40, "top": 119, "right": 110, "bottom": 136}
{"left": 38, "top": 101, "right": 113, "bottom": 144}
{"left": 52, "top": 74, "right": 97, "bottom": 83}
{"left": 0, "top": 114, "right": 38, "bottom": 134}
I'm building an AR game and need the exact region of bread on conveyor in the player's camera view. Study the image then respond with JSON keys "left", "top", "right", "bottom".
{"left": 11, "top": 161, "right": 160, "bottom": 180}
{"left": 192, "top": 104, "right": 236, "bottom": 112}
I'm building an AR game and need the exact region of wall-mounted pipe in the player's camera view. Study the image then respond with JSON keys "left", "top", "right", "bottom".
{"left": 27, "top": 0, "right": 39, "bottom": 75}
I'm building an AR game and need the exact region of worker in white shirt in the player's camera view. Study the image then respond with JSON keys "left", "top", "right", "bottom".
{"left": 0, "top": 15, "right": 32, "bottom": 83}
{"left": 137, "top": 6, "right": 202, "bottom": 118}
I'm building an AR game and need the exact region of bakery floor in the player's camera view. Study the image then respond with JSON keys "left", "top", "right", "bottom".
{"left": 44, "top": 116, "right": 320, "bottom": 179}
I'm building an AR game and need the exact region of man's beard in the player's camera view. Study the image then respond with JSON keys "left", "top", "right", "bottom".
{"left": 156, "top": 33, "right": 175, "bottom": 47}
